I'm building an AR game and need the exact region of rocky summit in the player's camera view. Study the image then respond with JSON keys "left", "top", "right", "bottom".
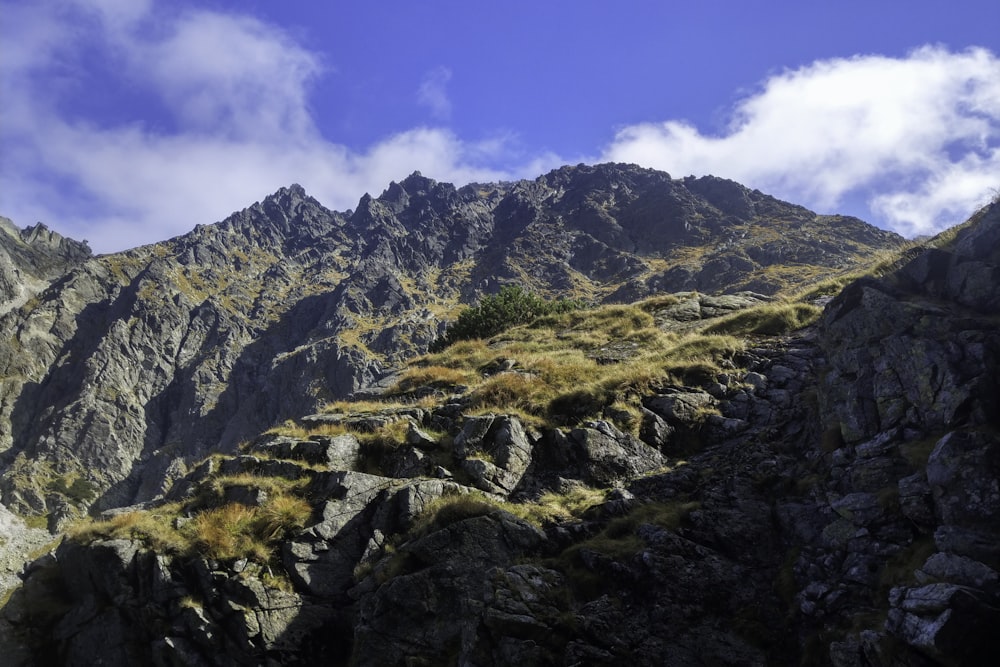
{"left": 1, "top": 163, "right": 997, "bottom": 666}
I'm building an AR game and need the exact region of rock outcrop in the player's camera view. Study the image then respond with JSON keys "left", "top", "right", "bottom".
{"left": 0, "top": 217, "right": 91, "bottom": 316}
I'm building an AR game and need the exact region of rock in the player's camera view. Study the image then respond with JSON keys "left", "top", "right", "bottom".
{"left": 452, "top": 414, "right": 497, "bottom": 459}
{"left": 460, "top": 457, "right": 521, "bottom": 495}
{"left": 644, "top": 391, "right": 716, "bottom": 425}
{"left": 0, "top": 166, "right": 904, "bottom": 517}
{"left": 352, "top": 511, "right": 547, "bottom": 666}
{"left": 404, "top": 422, "right": 437, "bottom": 448}
{"left": 321, "top": 434, "right": 363, "bottom": 470}
{"left": 926, "top": 431, "right": 1000, "bottom": 528}
{"left": 916, "top": 552, "right": 1000, "bottom": 591}
{"left": 286, "top": 472, "right": 466, "bottom": 599}
{"left": 381, "top": 445, "right": 430, "bottom": 479}
{"left": 898, "top": 473, "right": 935, "bottom": 527}
{"left": 561, "top": 421, "right": 668, "bottom": 485}
{"left": 639, "top": 407, "right": 674, "bottom": 448}
{"left": 887, "top": 583, "right": 1000, "bottom": 662}
{"left": 934, "top": 526, "right": 1000, "bottom": 569}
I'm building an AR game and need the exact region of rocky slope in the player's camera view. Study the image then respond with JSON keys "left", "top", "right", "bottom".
{"left": 2, "top": 197, "right": 997, "bottom": 666}
{"left": 0, "top": 164, "right": 902, "bottom": 524}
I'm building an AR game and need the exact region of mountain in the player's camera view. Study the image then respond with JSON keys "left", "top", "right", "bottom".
{"left": 0, "top": 218, "right": 91, "bottom": 316}
{"left": 10, "top": 165, "right": 997, "bottom": 666}
{"left": 0, "top": 164, "right": 903, "bottom": 522}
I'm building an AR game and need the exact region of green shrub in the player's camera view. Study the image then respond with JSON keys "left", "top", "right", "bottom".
{"left": 430, "top": 285, "right": 585, "bottom": 351}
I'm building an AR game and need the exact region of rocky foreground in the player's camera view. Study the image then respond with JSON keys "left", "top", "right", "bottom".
{"left": 1, "top": 200, "right": 997, "bottom": 665}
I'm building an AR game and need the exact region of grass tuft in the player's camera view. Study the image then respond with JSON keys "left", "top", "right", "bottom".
{"left": 703, "top": 302, "right": 822, "bottom": 336}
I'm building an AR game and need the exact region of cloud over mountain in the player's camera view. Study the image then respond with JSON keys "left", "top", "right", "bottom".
{"left": 1, "top": 0, "right": 997, "bottom": 251}
{"left": 602, "top": 46, "right": 1000, "bottom": 237}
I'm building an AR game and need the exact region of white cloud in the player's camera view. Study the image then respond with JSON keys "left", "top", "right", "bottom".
{"left": 0, "top": 2, "right": 537, "bottom": 252}
{"left": 602, "top": 46, "right": 1000, "bottom": 236}
{"left": 2, "top": 0, "right": 997, "bottom": 253}
{"left": 417, "top": 66, "right": 453, "bottom": 120}
{"left": 138, "top": 10, "right": 322, "bottom": 138}
{"left": 82, "top": 0, "right": 153, "bottom": 29}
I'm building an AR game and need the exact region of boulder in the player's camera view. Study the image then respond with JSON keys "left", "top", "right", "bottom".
{"left": 926, "top": 431, "right": 1000, "bottom": 528}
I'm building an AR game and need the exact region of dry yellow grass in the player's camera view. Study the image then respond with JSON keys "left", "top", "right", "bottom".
{"left": 388, "top": 365, "right": 477, "bottom": 395}
{"left": 265, "top": 421, "right": 348, "bottom": 438}
{"left": 377, "top": 299, "right": 747, "bottom": 430}
{"left": 69, "top": 488, "right": 313, "bottom": 564}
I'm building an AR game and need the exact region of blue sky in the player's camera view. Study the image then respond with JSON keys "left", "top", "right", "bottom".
{"left": 1, "top": 0, "right": 998, "bottom": 253}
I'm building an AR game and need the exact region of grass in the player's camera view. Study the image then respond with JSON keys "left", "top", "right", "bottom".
{"left": 22, "top": 513, "right": 51, "bottom": 530}
{"left": 324, "top": 304, "right": 748, "bottom": 436}
{"left": 189, "top": 496, "right": 311, "bottom": 560}
{"left": 387, "top": 365, "right": 476, "bottom": 395}
{"left": 469, "top": 372, "right": 549, "bottom": 414}
{"left": 198, "top": 472, "right": 310, "bottom": 506}
{"left": 322, "top": 395, "right": 441, "bottom": 414}
{"left": 900, "top": 435, "right": 940, "bottom": 468}
{"left": 69, "top": 482, "right": 313, "bottom": 564}
{"left": 793, "top": 244, "right": 916, "bottom": 301}
{"left": 527, "top": 486, "right": 610, "bottom": 524}
{"left": 403, "top": 301, "right": 745, "bottom": 430}
{"left": 924, "top": 199, "right": 996, "bottom": 250}
{"left": 401, "top": 485, "right": 611, "bottom": 544}
{"left": 354, "top": 418, "right": 416, "bottom": 449}
{"left": 68, "top": 504, "right": 190, "bottom": 555}
{"left": 703, "top": 302, "right": 822, "bottom": 336}
{"left": 636, "top": 294, "right": 682, "bottom": 311}
{"left": 265, "top": 420, "right": 349, "bottom": 439}
{"left": 404, "top": 493, "right": 495, "bottom": 541}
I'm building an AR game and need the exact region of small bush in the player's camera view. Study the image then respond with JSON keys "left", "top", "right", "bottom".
{"left": 430, "top": 285, "right": 585, "bottom": 351}
{"left": 48, "top": 475, "right": 100, "bottom": 504}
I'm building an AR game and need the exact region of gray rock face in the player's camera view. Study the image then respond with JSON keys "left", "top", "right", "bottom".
{"left": 0, "top": 218, "right": 91, "bottom": 317}
{"left": 0, "top": 166, "right": 901, "bottom": 519}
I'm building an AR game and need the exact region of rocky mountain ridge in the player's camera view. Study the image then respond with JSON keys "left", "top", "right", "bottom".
{"left": 0, "top": 196, "right": 996, "bottom": 666}
{"left": 0, "top": 217, "right": 91, "bottom": 317}
{"left": 0, "top": 164, "right": 902, "bottom": 522}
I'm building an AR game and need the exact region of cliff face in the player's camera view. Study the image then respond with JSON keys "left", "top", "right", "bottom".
{"left": 0, "top": 164, "right": 902, "bottom": 522}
